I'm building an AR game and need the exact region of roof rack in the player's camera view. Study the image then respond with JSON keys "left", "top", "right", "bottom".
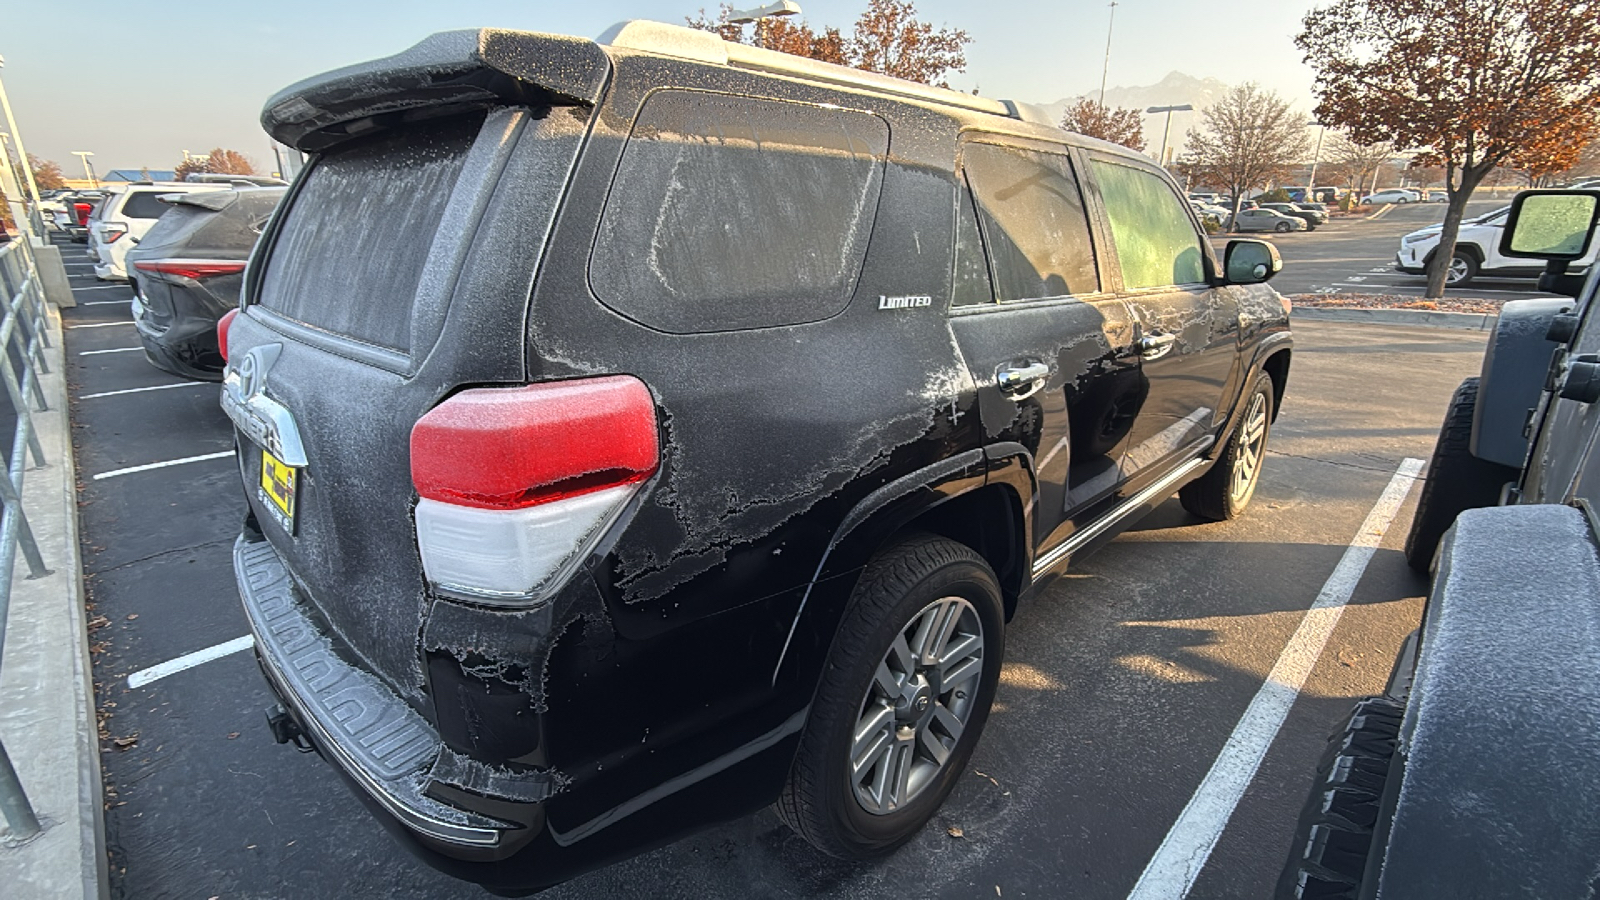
{"left": 598, "top": 20, "right": 1056, "bottom": 128}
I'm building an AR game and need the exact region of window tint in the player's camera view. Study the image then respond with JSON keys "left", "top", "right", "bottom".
{"left": 591, "top": 90, "right": 889, "bottom": 333}
{"left": 1092, "top": 161, "right": 1206, "bottom": 290}
{"left": 951, "top": 181, "right": 992, "bottom": 307}
{"left": 120, "top": 191, "right": 175, "bottom": 220}
{"left": 258, "top": 113, "right": 481, "bottom": 353}
{"left": 962, "top": 143, "right": 1098, "bottom": 301}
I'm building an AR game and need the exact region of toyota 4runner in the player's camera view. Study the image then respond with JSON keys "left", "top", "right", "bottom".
{"left": 225, "top": 21, "right": 1293, "bottom": 894}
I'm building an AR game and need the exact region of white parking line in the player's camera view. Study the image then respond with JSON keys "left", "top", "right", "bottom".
{"left": 92, "top": 450, "right": 235, "bottom": 480}
{"left": 1125, "top": 457, "right": 1425, "bottom": 900}
{"left": 68, "top": 321, "right": 132, "bottom": 329}
{"left": 80, "top": 382, "right": 209, "bottom": 400}
{"left": 127, "top": 635, "right": 255, "bottom": 688}
{"left": 73, "top": 285, "right": 128, "bottom": 292}
{"left": 82, "top": 299, "right": 131, "bottom": 305}
{"left": 1329, "top": 281, "right": 1553, "bottom": 296}
{"left": 79, "top": 347, "right": 140, "bottom": 356}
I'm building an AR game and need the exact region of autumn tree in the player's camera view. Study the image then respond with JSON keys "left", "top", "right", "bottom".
{"left": 689, "top": 0, "right": 970, "bottom": 86}
{"left": 28, "top": 155, "right": 66, "bottom": 190}
{"left": 1178, "top": 83, "right": 1312, "bottom": 225}
{"left": 1060, "top": 99, "right": 1147, "bottom": 153}
{"left": 1298, "top": 0, "right": 1600, "bottom": 298}
{"left": 173, "top": 148, "right": 258, "bottom": 182}
{"left": 1323, "top": 133, "right": 1395, "bottom": 194}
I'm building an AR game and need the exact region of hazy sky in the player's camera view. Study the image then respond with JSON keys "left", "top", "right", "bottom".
{"left": 7, "top": 0, "right": 1323, "bottom": 175}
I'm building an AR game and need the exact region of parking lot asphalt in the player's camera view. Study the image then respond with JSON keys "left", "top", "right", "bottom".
{"left": 62, "top": 241, "right": 1486, "bottom": 899}
{"left": 1235, "top": 197, "right": 1562, "bottom": 303}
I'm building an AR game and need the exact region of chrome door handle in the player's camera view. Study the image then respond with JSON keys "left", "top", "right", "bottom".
{"left": 996, "top": 362, "right": 1050, "bottom": 400}
{"left": 1138, "top": 333, "right": 1176, "bottom": 361}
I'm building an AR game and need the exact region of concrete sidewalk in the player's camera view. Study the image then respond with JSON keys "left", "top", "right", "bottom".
{"left": 0, "top": 301, "right": 107, "bottom": 900}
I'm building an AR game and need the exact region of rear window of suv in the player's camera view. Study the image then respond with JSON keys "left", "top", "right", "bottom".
{"left": 256, "top": 114, "right": 482, "bottom": 353}
{"left": 120, "top": 190, "right": 175, "bottom": 220}
{"left": 590, "top": 90, "right": 889, "bottom": 333}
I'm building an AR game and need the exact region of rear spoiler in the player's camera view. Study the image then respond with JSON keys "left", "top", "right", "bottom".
{"left": 261, "top": 29, "right": 611, "bottom": 152}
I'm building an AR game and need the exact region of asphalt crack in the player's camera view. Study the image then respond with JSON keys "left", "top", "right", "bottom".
{"left": 86, "top": 537, "right": 235, "bottom": 576}
{"left": 1266, "top": 449, "right": 1421, "bottom": 475}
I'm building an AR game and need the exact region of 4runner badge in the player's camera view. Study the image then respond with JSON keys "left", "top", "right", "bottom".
{"left": 878, "top": 294, "right": 933, "bottom": 311}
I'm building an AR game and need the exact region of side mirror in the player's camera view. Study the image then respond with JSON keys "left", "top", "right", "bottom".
{"left": 1499, "top": 190, "right": 1600, "bottom": 297}
{"left": 1223, "top": 239, "right": 1282, "bottom": 285}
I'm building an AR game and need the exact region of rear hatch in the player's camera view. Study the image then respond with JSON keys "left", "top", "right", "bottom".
{"left": 130, "top": 189, "right": 282, "bottom": 331}
{"left": 227, "top": 30, "right": 608, "bottom": 704}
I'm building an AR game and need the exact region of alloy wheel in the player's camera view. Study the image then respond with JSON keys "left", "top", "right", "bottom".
{"left": 849, "top": 596, "right": 984, "bottom": 815}
{"left": 1446, "top": 256, "right": 1471, "bottom": 285}
{"left": 1231, "top": 390, "right": 1269, "bottom": 503}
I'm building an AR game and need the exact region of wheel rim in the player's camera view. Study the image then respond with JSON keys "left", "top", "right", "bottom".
{"left": 849, "top": 596, "right": 984, "bottom": 816}
{"left": 1446, "top": 257, "right": 1469, "bottom": 284}
{"left": 1231, "top": 390, "right": 1269, "bottom": 503}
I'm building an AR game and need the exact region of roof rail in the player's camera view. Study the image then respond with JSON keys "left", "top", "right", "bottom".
{"left": 599, "top": 20, "right": 1050, "bottom": 127}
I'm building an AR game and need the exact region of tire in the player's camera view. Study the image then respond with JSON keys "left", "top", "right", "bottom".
{"left": 1443, "top": 252, "right": 1477, "bottom": 287}
{"left": 1401, "top": 377, "right": 1518, "bottom": 573}
{"left": 1275, "top": 221, "right": 1292, "bottom": 233}
{"left": 777, "top": 534, "right": 1005, "bottom": 859}
{"left": 1278, "top": 696, "right": 1405, "bottom": 900}
{"left": 1180, "top": 370, "right": 1275, "bottom": 521}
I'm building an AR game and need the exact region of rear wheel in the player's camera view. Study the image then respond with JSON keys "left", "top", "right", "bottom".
{"left": 777, "top": 534, "right": 1004, "bottom": 859}
{"left": 1402, "top": 377, "right": 1517, "bottom": 572}
{"left": 1181, "top": 371, "right": 1274, "bottom": 521}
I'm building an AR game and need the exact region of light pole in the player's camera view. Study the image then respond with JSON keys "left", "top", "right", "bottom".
{"left": 1306, "top": 121, "right": 1326, "bottom": 202}
{"left": 1098, "top": 2, "right": 1119, "bottom": 107}
{"left": 728, "top": 0, "right": 801, "bottom": 45}
{"left": 1146, "top": 104, "right": 1192, "bottom": 168}
{"left": 72, "top": 150, "right": 96, "bottom": 188}
{"left": 0, "top": 56, "right": 44, "bottom": 232}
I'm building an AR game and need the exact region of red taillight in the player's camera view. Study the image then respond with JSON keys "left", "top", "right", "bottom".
{"left": 101, "top": 225, "right": 128, "bottom": 244}
{"left": 218, "top": 309, "right": 238, "bottom": 363}
{"left": 74, "top": 203, "right": 91, "bottom": 226}
{"left": 132, "top": 259, "right": 248, "bottom": 280}
{"left": 411, "top": 376, "right": 659, "bottom": 510}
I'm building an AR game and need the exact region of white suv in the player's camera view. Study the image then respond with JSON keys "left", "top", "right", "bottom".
{"left": 1394, "top": 204, "right": 1599, "bottom": 286}
{"left": 90, "top": 183, "right": 228, "bottom": 281}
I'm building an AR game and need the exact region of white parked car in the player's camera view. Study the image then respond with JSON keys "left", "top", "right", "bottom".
{"left": 1394, "top": 204, "right": 1599, "bottom": 286}
{"left": 89, "top": 183, "right": 228, "bottom": 281}
{"left": 1366, "top": 188, "right": 1420, "bottom": 205}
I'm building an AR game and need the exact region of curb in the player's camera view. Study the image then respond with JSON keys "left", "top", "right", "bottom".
{"left": 1291, "top": 306, "right": 1499, "bottom": 332}
{"left": 0, "top": 302, "right": 107, "bottom": 900}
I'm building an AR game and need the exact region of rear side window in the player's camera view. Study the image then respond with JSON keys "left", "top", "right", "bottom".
{"left": 257, "top": 115, "right": 481, "bottom": 353}
{"left": 590, "top": 90, "right": 889, "bottom": 333}
{"left": 120, "top": 191, "right": 173, "bottom": 220}
{"left": 1091, "top": 161, "right": 1206, "bottom": 289}
{"left": 963, "top": 143, "right": 1098, "bottom": 301}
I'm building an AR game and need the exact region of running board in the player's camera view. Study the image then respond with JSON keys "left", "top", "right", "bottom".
{"left": 1030, "top": 456, "right": 1210, "bottom": 579}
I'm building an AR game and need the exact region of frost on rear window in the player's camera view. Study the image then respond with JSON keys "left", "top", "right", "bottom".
{"left": 590, "top": 90, "right": 889, "bottom": 333}
{"left": 257, "top": 114, "right": 481, "bottom": 353}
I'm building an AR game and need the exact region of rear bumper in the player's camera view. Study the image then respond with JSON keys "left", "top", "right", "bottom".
{"left": 233, "top": 535, "right": 526, "bottom": 852}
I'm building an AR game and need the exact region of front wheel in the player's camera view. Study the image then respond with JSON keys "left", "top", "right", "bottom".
{"left": 1181, "top": 371, "right": 1275, "bottom": 521}
{"left": 1444, "top": 252, "right": 1478, "bottom": 287}
{"left": 1402, "top": 378, "right": 1517, "bottom": 572}
{"left": 777, "top": 534, "right": 1004, "bottom": 859}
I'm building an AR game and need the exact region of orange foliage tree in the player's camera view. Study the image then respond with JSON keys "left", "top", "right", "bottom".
{"left": 1298, "top": 0, "right": 1600, "bottom": 297}
{"left": 1060, "top": 99, "right": 1147, "bottom": 153}
{"left": 690, "top": 0, "right": 970, "bottom": 86}
{"left": 28, "top": 155, "right": 67, "bottom": 190}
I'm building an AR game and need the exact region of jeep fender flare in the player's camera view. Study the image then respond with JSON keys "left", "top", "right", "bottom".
{"left": 1472, "top": 298, "right": 1574, "bottom": 469}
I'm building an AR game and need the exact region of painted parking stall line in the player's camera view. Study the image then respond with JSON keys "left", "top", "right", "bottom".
{"left": 92, "top": 450, "right": 236, "bottom": 481}
{"left": 69, "top": 321, "right": 133, "bottom": 330}
{"left": 79, "top": 347, "right": 141, "bottom": 356}
{"left": 74, "top": 286, "right": 131, "bottom": 293}
{"left": 1125, "top": 457, "right": 1426, "bottom": 900}
{"left": 80, "top": 382, "right": 210, "bottom": 400}
{"left": 127, "top": 636, "right": 255, "bottom": 688}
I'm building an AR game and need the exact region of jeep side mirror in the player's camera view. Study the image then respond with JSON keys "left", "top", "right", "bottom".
{"left": 1500, "top": 190, "right": 1600, "bottom": 297}
{"left": 1222, "top": 239, "right": 1282, "bottom": 285}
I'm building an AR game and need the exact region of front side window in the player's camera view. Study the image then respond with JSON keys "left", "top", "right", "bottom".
{"left": 1091, "top": 160, "right": 1207, "bottom": 290}
{"left": 962, "top": 142, "right": 1098, "bottom": 302}
{"left": 591, "top": 90, "right": 889, "bottom": 333}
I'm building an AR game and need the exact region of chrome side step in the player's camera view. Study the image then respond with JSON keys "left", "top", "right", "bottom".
{"left": 1030, "top": 456, "right": 1209, "bottom": 579}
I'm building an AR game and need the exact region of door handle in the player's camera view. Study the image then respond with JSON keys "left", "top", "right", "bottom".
{"left": 996, "top": 362, "right": 1050, "bottom": 400}
{"left": 1137, "top": 333, "right": 1176, "bottom": 361}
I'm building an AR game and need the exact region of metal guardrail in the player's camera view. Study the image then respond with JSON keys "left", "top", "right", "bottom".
{"left": 0, "top": 237, "right": 55, "bottom": 842}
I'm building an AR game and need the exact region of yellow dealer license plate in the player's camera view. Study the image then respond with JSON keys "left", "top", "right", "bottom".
{"left": 259, "top": 448, "right": 298, "bottom": 533}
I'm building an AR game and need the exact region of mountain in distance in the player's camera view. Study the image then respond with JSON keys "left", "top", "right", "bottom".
{"left": 1034, "top": 71, "right": 1232, "bottom": 159}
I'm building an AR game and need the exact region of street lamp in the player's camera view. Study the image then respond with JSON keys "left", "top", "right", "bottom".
{"left": 727, "top": 1, "right": 801, "bottom": 24}
{"left": 0, "top": 55, "right": 44, "bottom": 232}
{"left": 1099, "top": 2, "right": 1119, "bottom": 107}
{"left": 72, "top": 150, "right": 96, "bottom": 188}
{"left": 1306, "top": 121, "right": 1326, "bottom": 202}
{"left": 1146, "top": 104, "right": 1193, "bottom": 168}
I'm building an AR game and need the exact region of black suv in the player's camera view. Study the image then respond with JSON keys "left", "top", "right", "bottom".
{"left": 225, "top": 21, "right": 1293, "bottom": 894}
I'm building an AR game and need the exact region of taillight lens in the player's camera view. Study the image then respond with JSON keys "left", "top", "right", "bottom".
{"left": 217, "top": 309, "right": 238, "bottom": 363}
{"left": 132, "top": 259, "right": 248, "bottom": 280}
{"left": 410, "top": 376, "right": 659, "bottom": 605}
{"left": 101, "top": 224, "right": 128, "bottom": 244}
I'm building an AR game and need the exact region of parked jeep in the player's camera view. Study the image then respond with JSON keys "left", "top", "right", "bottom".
{"left": 1282, "top": 190, "right": 1600, "bottom": 899}
{"left": 226, "top": 21, "right": 1293, "bottom": 894}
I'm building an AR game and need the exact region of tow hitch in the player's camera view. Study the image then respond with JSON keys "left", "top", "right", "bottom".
{"left": 265, "top": 704, "right": 316, "bottom": 753}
